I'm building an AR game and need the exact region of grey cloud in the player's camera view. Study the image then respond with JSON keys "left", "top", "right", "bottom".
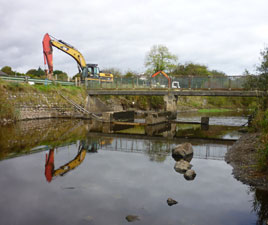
{"left": 0, "top": 0, "right": 268, "bottom": 76}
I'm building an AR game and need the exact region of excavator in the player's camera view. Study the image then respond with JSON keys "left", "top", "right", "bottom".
{"left": 45, "top": 140, "right": 99, "bottom": 182}
{"left": 42, "top": 33, "right": 113, "bottom": 81}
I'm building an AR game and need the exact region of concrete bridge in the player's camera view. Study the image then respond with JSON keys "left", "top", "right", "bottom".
{"left": 86, "top": 75, "right": 266, "bottom": 97}
{"left": 87, "top": 89, "right": 264, "bottom": 97}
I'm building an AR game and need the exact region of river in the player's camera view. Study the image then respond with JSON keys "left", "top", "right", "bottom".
{"left": 0, "top": 111, "right": 267, "bottom": 225}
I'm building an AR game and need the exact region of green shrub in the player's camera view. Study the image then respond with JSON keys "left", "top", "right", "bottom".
{"left": 257, "top": 143, "right": 268, "bottom": 172}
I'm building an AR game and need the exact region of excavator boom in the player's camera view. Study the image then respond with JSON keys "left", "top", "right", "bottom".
{"left": 42, "top": 33, "right": 53, "bottom": 74}
{"left": 42, "top": 33, "right": 88, "bottom": 79}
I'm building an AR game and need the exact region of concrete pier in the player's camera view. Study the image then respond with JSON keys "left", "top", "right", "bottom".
{"left": 145, "top": 111, "right": 176, "bottom": 125}
{"left": 102, "top": 110, "right": 135, "bottom": 123}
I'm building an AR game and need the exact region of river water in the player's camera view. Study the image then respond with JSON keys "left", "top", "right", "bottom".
{"left": 0, "top": 111, "right": 267, "bottom": 225}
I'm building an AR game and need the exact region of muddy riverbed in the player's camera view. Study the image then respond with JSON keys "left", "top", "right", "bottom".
{"left": 0, "top": 111, "right": 267, "bottom": 225}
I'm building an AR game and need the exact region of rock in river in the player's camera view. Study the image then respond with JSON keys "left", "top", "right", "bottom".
{"left": 172, "top": 142, "right": 193, "bottom": 161}
{"left": 174, "top": 160, "right": 192, "bottom": 174}
{"left": 184, "top": 169, "right": 196, "bottom": 181}
{"left": 167, "top": 198, "right": 178, "bottom": 206}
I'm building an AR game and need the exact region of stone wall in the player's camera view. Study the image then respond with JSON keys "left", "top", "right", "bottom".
{"left": 7, "top": 92, "right": 85, "bottom": 121}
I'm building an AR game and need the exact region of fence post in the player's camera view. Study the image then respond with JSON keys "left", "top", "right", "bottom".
{"left": 188, "top": 76, "right": 192, "bottom": 89}
{"left": 228, "top": 77, "right": 231, "bottom": 90}
{"left": 208, "top": 76, "right": 211, "bottom": 90}
{"left": 132, "top": 78, "right": 135, "bottom": 89}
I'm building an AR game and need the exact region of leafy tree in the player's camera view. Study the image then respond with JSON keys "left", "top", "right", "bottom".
{"left": 124, "top": 70, "right": 138, "bottom": 78}
{"left": 171, "top": 63, "right": 226, "bottom": 77}
{"left": 101, "top": 67, "right": 122, "bottom": 78}
{"left": 1, "top": 66, "right": 15, "bottom": 75}
{"left": 26, "top": 67, "right": 46, "bottom": 78}
{"left": 244, "top": 46, "right": 268, "bottom": 91}
{"left": 145, "top": 45, "right": 178, "bottom": 74}
{"left": 53, "top": 70, "right": 68, "bottom": 81}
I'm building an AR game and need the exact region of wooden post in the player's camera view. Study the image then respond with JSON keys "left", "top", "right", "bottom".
{"left": 228, "top": 77, "right": 232, "bottom": 90}
{"left": 201, "top": 117, "right": 209, "bottom": 130}
{"left": 208, "top": 76, "right": 211, "bottom": 90}
{"left": 201, "top": 117, "right": 209, "bottom": 125}
{"left": 75, "top": 77, "right": 78, "bottom": 86}
{"left": 132, "top": 78, "right": 135, "bottom": 89}
{"left": 188, "top": 76, "right": 192, "bottom": 89}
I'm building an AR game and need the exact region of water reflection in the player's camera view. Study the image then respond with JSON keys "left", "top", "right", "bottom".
{"left": 44, "top": 140, "right": 100, "bottom": 182}
{"left": 251, "top": 188, "right": 268, "bottom": 225}
{"left": 0, "top": 116, "right": 266, "bottom": 225}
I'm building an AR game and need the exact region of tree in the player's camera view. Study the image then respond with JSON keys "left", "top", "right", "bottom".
{"left": 1, "top": 66, "right": 15, "bottom": 75}
{"left": 26, "top": 67, "right": 46, "bottom": 78}
{"left": 53, "top": 70, "right": 68, "bottom": 81}
{"left": 171, "top": 62, "right": 226, "bottom": 77}
{"left": 101, "top": 67, "right": 122, "bottom": 78}
{"left": 244, "top": 46, "right": 268, "bottom": 91}
{"left": 124, "top": 70, "right": 138, "bottom": 78}
{"left": 145, "top": 45, "right": 178, "bottom": 74}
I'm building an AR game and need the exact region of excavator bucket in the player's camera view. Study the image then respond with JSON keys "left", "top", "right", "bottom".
{"left": 42, "top": 33, "right": 53, "bottom": 79}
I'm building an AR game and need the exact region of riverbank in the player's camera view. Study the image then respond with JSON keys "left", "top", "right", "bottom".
{"left": 225, "top": 132, "right": 268, "bottom": 190}
{"left": 0, "top": 80, "right": 90, "bottom": 124}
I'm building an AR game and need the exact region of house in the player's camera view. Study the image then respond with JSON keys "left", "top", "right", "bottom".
{"left": 0, "top": 70, "right": 8, "bottom": 76}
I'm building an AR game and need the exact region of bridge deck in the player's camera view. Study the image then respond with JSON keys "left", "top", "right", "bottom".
{"left": 88, "top": 89, "right": 265, "bottom": 97}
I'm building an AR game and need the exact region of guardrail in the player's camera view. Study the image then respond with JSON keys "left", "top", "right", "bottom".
{"left": 0, "top": 75, "right": 75, "bottom": 86}
{"left": 86, "top": 75, "right": 249, "bottom": 90}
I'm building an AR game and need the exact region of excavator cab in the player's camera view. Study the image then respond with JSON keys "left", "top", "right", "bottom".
{"left": 86, "top": 64, "right": 100, "bottom": 78}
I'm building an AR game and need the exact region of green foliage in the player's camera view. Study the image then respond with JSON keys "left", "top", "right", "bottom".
{"left": 243, "top": 46, "right": 268, "bottom": 91}
{"left": 136, "top": 96, "right": 148, "bottom": 110}
{"left": 145, "top": 45, "right": 178, "bottom": 74}
{"left": 124, "top": 70, "right": 137, "bottom": 78}
{"left": 1, "top": 66, "right": 15, "bottom": 75}
{"left": 198, "top": 108, "right": 231, "bottom": 113}
{"left": 257, "top": 142, "right": 268, "bottom": 172}
{"left": 149, "top": 96, "right": 165, "bottom": 110}
{"left": 26, "top": 67, "right": 46, "bottom": 78}
{"left": 171, "top": 62, "right": 226, "bottom": 77}
{"left": 101, "top": 68, "right": 122, "bottom": 78}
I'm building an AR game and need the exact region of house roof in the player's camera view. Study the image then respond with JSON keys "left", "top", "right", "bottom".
{"left": 0, "top": 70, "right": 8, "bottom": 76}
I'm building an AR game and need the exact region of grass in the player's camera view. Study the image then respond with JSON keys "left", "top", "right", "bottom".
{"left": 0, "top": 80, "right": 87, "bottom": 121}
{"left": 198, "top": 108, "right": 232, "bottom": 113}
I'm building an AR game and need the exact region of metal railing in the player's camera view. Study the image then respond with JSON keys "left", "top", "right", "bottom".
{"left": 86, "top": 75, "right": 250, "bottom": 90}
{"left": 0, "top": 75, "right": 75, "bottom": 86}
{"left": 0, "top": 75, "right": 255, "bottom": 91}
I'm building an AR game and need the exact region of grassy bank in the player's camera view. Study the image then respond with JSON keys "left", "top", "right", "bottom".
{"left": 0, "top": 79, "right": 87, "bottom": 122}
{"left": 250, "top": 110, "right": 268, "bottom": 171}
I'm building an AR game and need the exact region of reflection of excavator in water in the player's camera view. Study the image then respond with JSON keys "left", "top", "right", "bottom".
{"left": 42, "top": 33, "right": 113, "bottom": 81}
{"left": 45, "top": 140, "right": 99, "bottom": 182}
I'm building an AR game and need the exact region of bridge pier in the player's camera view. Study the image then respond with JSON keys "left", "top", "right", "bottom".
{"left": 164, "top": 94, "right": 178, "bottom": 112}
{"left": 86, "top": 95, "right": 110, "bottom": 113}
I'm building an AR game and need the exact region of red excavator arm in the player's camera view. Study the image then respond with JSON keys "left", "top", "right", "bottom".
{"left": 42, "top": 33, "right": 53, "bottom": 78}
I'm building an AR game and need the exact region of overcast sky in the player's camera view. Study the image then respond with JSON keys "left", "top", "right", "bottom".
{"left": 1, "top": 0, "right": 268, "bottom": 76}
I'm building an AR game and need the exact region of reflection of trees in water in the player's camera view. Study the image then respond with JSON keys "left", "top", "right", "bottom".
{"left": 144, "top": 140, "right": 172, "bottom": 162}
{"left": 250, "top": 187, "right": 268, "bottom": 225}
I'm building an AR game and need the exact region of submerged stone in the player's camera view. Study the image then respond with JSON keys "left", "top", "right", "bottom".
{"left": 184, "top": 169, "right": 196, "bottom": 181}
{"left": 167, "top": 198, "right": 178, "bottom": 206}
{"left": 174, "top": 160, "right": 192, "bottom": 174}
{"left": 126, "top": 215, "right": 140, "bottom": 222}
{"left": 172, "top": 143, "right": 193, "bottom": 161}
